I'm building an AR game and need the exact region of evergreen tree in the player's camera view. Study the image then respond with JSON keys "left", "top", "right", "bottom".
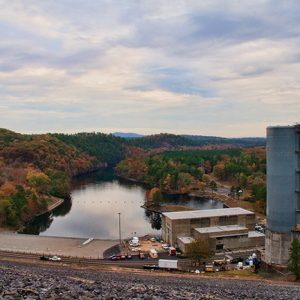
{"left": 209, "top": 180, "right": 217, "bottom": 195}
{"left": 288, "top": 238, "right": 300, "bottom": 279}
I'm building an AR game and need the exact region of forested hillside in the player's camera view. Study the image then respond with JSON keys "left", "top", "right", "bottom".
{"left": 127, "top": 133, "right": 266, "bottom": 149}
{"left": 53, "top": 132, "right": 128, "bottom": 165}
{"left": 0, "top": 129, "right": 100, "bottom": 227}
{"left": 0, "top": 128, "right": 267, "bottom": 228}
{"left": 116, "top": 147, "right": 266, "bottom": 213}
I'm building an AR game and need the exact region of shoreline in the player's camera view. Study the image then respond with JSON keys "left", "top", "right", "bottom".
{"left": 35, "top": 197, "right": 65, "bottom": 217}
{"left": 116, "top": 174, "right": 265, "bottom": 212}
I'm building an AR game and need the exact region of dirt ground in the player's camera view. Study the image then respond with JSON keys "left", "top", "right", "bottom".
{"left": 0, "top": 232, "right": 118, "bottom": 259}
{"left": 125, "top": 236, "right": 169, "bottom": 254}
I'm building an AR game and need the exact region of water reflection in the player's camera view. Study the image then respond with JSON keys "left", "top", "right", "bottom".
{"left": 145, "top": 211, "right": 162, "bottom": 230}
{"left": 21, "top": 213, "right": 53, "bottom": 235}
{"left": 23, "top": 169, "right": 223, "bottom": 239}
{"left": 21, "top": 197, "right": 72, "bottom": 234}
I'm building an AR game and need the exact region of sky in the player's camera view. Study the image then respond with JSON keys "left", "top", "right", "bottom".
{"left": 0, "top": 0, "right": 299, "bottom": 137}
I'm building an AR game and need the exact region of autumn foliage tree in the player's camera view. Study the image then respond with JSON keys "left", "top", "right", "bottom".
{"left": 0, "top": 129, "right": 102, "bottom": 228}
{"left": 186, "top": 238, "right": 214, "bottom": 265}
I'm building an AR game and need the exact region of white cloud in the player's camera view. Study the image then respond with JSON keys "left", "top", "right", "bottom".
{"left": 1, "top": 1, "right": 300, "bottom": 136}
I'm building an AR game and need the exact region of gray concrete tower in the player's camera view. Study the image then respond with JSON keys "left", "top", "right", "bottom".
{"left": 265, "top": 125, "right": 300, "bottom": 265}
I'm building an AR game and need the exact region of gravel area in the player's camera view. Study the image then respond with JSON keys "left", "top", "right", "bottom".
{"left": 0, "top": 261, "right": 299, "bottom": 299}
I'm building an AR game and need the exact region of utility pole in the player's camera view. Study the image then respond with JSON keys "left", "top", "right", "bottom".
{"left": 118, "top": 212, "right": 121, "bottom": 245}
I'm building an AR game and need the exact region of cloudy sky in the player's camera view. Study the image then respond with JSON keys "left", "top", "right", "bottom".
{"left": 0, "top": 1, "right": 299, "bottom": 137}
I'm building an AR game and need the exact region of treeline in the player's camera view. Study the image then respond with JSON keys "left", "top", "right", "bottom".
{"left": 0, "top": 127, "right": 267, "bottom": 227}
{"left": 213, "top": 147, "right": 266, "bottom": 210}
{"left": 0, "top": 129, "right": 100, "bottom": 227}
{"left": 116, "top": 149, "right": 241, "bottom": 193}
{"left": 116, "top": 148, "right": 266, "bottom": 212}
{"left": 127, "top": 133, "right": 266, "bottom": 149}
{"left": 53, "top": 132, "right": 128, "bottom": 165}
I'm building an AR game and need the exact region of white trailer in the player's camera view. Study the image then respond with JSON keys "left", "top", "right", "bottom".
{"left": 158, "top": 259, "right": 178, "bottom": 270}
{"left": 149, "top": 249, "right": 158, "bottom": 258}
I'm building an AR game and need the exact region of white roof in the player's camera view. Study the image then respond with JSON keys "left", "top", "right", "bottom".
{"left": 248, "top": 231, "right": 265, "bottom": 238}
{"left": 177, "top": 237, "right": 194, "bottom": 244}
{"left": 194, "top": 225, "right": 248, "bottom": 234}
{"left": 162, "top": 207, "right": 254, "bottom": 220}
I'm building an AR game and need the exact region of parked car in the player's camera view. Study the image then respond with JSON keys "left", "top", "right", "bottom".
{"left": 255, "top": 225, "right": 264, "bottom": 232}
{"left": 126, "top": 252, "right": 132, "bottom": 259}
{"left": 39, "top": 255, "right": 49, "bottom": 261}
{"left": 129, "top": 241, "right": 141, "bottom": 247}
{"left": 49, "top": 256, "right": 61, "bottom": 261}
{"left": 161, "top": 243, "right": 169, "bottom": 250}
{"left": 131, "top": 247, "right": 141, "bottom": 252}
{"left": 139, "top": 252, "right": 146, "bottom": 259}
{"left": 120, "top": 253, "right": 127, "bottom": 260}
{"left": 110, "top": 255, "right": 121, "bottom": 261}
{"left": 154, "top": 236, "right": 161, "bottom": 242}
{"left": 213, "top": 259, "right": 227, "bottom": 266}
{"left": 205, "top": 264, "right": 214, "bottom": 272}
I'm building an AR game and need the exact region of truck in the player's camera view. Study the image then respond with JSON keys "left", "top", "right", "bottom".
{"left": 149, "top": 249, "right": 158, "bottom": 258}
{"left": 168, "top": 247, "right": 176, "bottom": 256}
{"left": 158, "top": 259, "right": 178, "bottom": 270}
{"left": 205, "top": 264, "right": 214, "bottom": 272}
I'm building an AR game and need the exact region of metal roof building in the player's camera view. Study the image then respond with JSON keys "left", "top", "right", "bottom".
{"left": 162, "top": 207, "right": 263, "bottom": 252}
{"left": 162, "top": 207, "right": 253, "bottom": 220}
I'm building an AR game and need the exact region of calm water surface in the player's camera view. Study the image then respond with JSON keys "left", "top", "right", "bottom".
{"left": 23, "top": 169, "right": 223, "bottom": 239}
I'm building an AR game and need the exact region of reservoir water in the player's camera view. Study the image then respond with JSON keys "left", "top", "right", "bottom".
{"left": 23, "top": 169, "right": 224, "bottom": 239}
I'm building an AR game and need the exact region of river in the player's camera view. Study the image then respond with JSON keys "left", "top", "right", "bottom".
{"left": 22, "top": 169, "right": 224, "bottom": 239}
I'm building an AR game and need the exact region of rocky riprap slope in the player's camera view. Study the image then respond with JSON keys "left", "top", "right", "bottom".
{"left": 0, "top": 261, "right": 299, "bottom": 300}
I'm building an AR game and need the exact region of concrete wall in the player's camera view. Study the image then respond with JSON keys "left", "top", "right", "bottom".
{"left": 171, "top": 219, "right": 191, "bottom": 245}
{"left": 265, "top": 229, "right": 292, "bottom": 265}
{"left": 162, "top": 212, "right": 256, "bottom": 247}
{"left": 239, "top": 214, "right": 256, "bottom": 230}
{"left": 177, "top": 238, "right": 189, "bottom": 253}
{"left": 214, "top": 234, "right": 264, "bottom": 251}
{"left": 161, "top": 215, "right": 173, "bottom": 244}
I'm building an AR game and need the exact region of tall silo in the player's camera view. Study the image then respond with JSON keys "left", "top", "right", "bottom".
{"left": 265, "top": 125, "right": 300, "bottom": 265}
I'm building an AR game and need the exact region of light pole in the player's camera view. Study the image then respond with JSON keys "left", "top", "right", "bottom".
{"left": 118, "top": 212, "right": 121, "bottom": 245}
{"left": 237, "top": 189, "right": 243, "bottom": 201}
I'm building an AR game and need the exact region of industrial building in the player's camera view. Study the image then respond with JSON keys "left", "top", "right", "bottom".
{"left": 161, "top": 207, "right": 264, "bottom": 253}
{"left": 265, "top": 125, "right": 300, "bottom": 266}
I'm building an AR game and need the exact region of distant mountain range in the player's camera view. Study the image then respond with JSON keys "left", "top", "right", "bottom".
{"left": 112, "top": 132, "right": 144, "bottom": 138}
{"left": 112, "top": 132, "right": 266, "bottom": 148}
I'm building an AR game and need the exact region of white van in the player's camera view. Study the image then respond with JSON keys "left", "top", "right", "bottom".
{"left": 149, "top": 249, "right": 158, "bottom": 258}
{"left": 129, "top": 236, "right": 140, "bottom": 247}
